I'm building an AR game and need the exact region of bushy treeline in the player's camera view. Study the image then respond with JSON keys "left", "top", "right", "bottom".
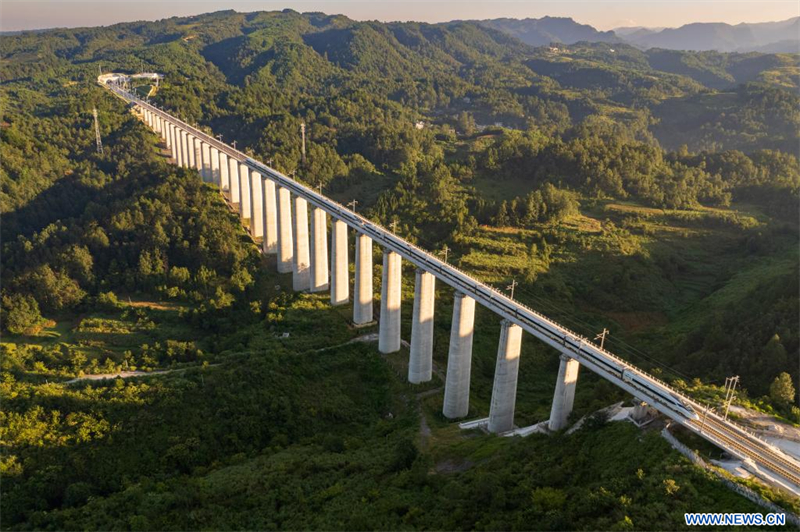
{"left": 472, "top": 127, "right": 798, "bottom": 213}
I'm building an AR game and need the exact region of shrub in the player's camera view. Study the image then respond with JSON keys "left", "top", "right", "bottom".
{"left": 1, "top": 294, "right": 43, "bottom": 335}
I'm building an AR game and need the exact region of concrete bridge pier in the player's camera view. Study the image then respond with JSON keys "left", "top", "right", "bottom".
{"left": 181, "top": 130, "right": 190, "bottom": 168}
{"left": 173, "top": 126, "right": 181, "bottom": 164}
{"left": 164, "top": 121, "right": 171, "bottom": 149}
{"left": 195, "top": 138, "right": 203, "bottom": 173}
{"left": 185, "top": 133, "right": 193, "bottom": 169}
{"left": 408, "top": 269, "right": 436, "bottom": 383}
{"left": 228, "top": 157, "right": 240, "bottom": 203}
{"left": 379, "top": 251, "right": 402, "bottom": 354}
{"left": 353, "top": 233, "right": 373, "bottom": 324}
{"left": 177, "top": 129, "right": 186, "bottom": 167}
{"left": 261, "top": 177, "right": 278, "bottom": 254}
{"left": 276, "top": 187, "right": 294, "bottom": 273}
{"left": 195, "top": 139, "right": 203, "bottom": 173}
{"left": 174, "top": 126, "right": 181, "bottom": 165}
{"left": 219, "top": 152, "right": 230, "bottom": 195}
{"left": 183, "top": 131, "right": 191, "bottom": 169}
{"left": 171, "top": 126, "right": 178, "bottom": 163}
{"left": 168, "top": 124, "right": 177, "bottom": 161}
{"left": 186, "top": 133, "right": 197, "bottom": 170}
{"left": 172, "top": 125, "right": 179, "bottom": 162}
{"left": 210, "top": 146, "right": 219, "bottom": 187}
{"left": 187, "top": 134, "right": 196, "bottom": 169}
{"left": 548, "top": 354, "right": 580, "bottom": 431}
{"left": 631, "top": 401, "right": 656, "bottom": 424}
{"left": 488, "top": 320, "right": 523, "bottom": 434}
{"left": 249, "top": 171, "right": 264, "bottom": 238}
{"left": 292, "top": 196, "right": 311, "bottom": 291}
{"left": 238, "top": 164, "right": 251, "bottom": 224}
{"left": 330, "top": 219, "right": 349, "bottom": 306}
{"left": 201, "top": 142, "right": 212, "bottom": 182}
{"left": 174, "top": 128, "right": 183, "bottom": 166}
{"left": 192, "top": 136, "right": 204, "bottom": 171}
{"left": 310, "top": 207, "right": 329, "bottom": 293}
{"left": 443, "top": 292, "right": 476, "bottom": 419}
{"left": 193, "top": 137, "right": 201, "bottom": 171}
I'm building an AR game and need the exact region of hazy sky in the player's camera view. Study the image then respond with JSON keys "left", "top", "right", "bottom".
{"left": 2, "top": 0, "right": 798, "bottom": 32}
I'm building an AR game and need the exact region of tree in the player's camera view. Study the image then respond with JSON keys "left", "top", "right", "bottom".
{"left": 1, "top": 294, "right": 43, "bottom": 334}
{"left": 769, "top": 372, "right": 796, "bottom": 406}
{"left": 24, "top": 266, "right": 85, "bottom": 311}
{"left": 457, "top": 111, "right": 476, "bottom": 137}
{"left": 494, "top": 201, "right": 510, "bottom": 227}
{"left": 760, "top": 334, "right": 788, "bottom": 384}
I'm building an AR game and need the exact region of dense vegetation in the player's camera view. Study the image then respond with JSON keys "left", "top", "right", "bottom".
{"left": 1, "top": 9, "right": 798, "bottom": 530}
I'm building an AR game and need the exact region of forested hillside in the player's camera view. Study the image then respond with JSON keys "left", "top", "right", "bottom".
{"left": 1, "top": 9, "right": 799, "bottom": 530}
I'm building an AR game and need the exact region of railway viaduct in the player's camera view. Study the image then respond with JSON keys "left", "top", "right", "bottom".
{"left": 100, "top": 76, "right": 800, "bottom": 495}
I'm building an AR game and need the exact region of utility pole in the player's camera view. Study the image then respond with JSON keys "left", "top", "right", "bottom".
{"left": 231, "top": 140, "right": 237, "bottom": 150}
{"left": 506, "top": 279, "right": 518, "bottom": 300}
{"left": 723, "top": 376, "right": 740, "bottom": 420}
{"left": 347, "top": 199, "right": 358, "bottom": 213}
{"left": 595, "top": 328, "right": 610, "bottom": 349}
{"left": 216, "top": 134, "right": 223, "bottom": 142}
{"left": 93, "top": 107, "right": 104, "bottom": 155}
{"left": 441, "top": 244, "right": 449, "bottom": 263}
{"left": 389, "top": 219, "right": 399, "bottom": 232}
{"left": 700, "top": 404, "right": 710, "bottom": 433}
{"left": 300, "top": 121, "right": 306, "bottom": 165}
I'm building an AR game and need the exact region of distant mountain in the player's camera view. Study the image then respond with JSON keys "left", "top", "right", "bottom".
{"left": 617, "top": 17, "right": 800, "bottom": 53}
{"left": 753, "top": 40, "right": 800, "bottom": 54}
{"left": 613, "top": 27, "right": 664, "bottom": 38}
{"left": 476, "top": 16, "right": 619, "bottom": 47}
